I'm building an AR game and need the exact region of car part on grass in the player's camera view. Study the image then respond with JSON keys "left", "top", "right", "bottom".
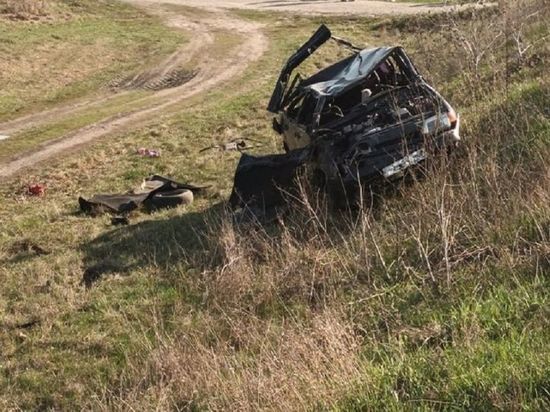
{"left": 79, "top": 175, "right": 207, "bottom": 216}
{"left": 137, "top": 147, "right": 161, "bottom": 158}
{"left": 8, "top": 239, "right": 50, "bottom": 256}
{"left": 231, "top": 25, "right": 460, "bottom": 209}
{"left": 200, "top": 138, "right": 264, "bottom": 153}
{"left": 229, "top": 149, "right": 309, "bottom": 208}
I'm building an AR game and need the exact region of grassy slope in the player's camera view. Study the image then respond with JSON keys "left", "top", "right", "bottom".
{"left": 0, "top": 0, "right": 183, "bottom": 121}
{"left": 0, "top": 0, "right": 184, "bottom": 159}
{"left": 0, "top": 2, "right": 549, "bottom": 410}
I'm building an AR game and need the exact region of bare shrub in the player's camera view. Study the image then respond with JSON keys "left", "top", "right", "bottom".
{"left": 502, "top": 0, "right": 550, "bottom": 66}
{"left": 408, "top": 0, "right": 548, "bottom": 102}
{"left": 445, "top": 10, "right": 505, "bottom": 78}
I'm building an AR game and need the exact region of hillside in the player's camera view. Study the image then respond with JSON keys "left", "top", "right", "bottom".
{"left": 0, "top": 0, "right": 548, "bottom": 410}
{"left": 0, "top": 0, "right": 186, "bottom": 161}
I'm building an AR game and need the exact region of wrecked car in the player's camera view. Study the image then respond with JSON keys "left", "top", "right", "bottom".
{"left": 231, "top": 24, "right": 460, "bottom": 209}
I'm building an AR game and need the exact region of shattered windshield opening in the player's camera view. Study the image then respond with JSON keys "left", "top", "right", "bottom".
{"left": 281, "top": 47, "right": 425, "bottom": 133}
{"left": 317, "top": 51, "right": 417, "bottom": 126}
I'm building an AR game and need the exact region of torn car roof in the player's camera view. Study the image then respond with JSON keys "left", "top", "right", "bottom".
{"left": 302, "top": 46, "right": 397, "bottom": 97}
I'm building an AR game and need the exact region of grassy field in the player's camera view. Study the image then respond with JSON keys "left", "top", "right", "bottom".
{"left": 0, "top": 0, "right": 549, "bottom": 410}
{"left": 0, "top": 0, "right": 184, "bottom": 122}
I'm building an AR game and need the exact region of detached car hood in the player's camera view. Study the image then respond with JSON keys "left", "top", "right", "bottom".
{"left": 267, "top": 24, "right": 332, "bottom": 113}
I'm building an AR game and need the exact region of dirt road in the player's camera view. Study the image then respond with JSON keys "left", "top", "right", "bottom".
{"left": 0, "top": 3, "right": 267, "bottom": 178}
{"left": 136, "top": 0, "right": 483, "bottom": 15}
{"left": 0, "top": 0, "right": 477, "bottom": 179}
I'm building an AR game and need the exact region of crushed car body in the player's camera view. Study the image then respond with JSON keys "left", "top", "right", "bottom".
{"left": 230, "top": 24, "right": 460, "bottom": 209}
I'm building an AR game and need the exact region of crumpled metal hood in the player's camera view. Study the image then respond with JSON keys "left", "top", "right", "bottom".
{"left": 267, "top": 24, "right": 407, "bottom": 112}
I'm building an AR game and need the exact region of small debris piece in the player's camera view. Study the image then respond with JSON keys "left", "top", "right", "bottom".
{"left": 15, "top": 319, "right": 40, "bottom": 329}
{"left": 137, "top": 148, "right": 161, "bottom": 158}
{"left": 28, "top": 184, "right": 46, "bottom": 196}
{"left": 0, "top": 134, "right": 9, "bottom": 141}
{"left": 200, "top": 138, "right": 263, "bottom": 153}
{"left": 9, "top": 239, "right": 50, "bottom": 256}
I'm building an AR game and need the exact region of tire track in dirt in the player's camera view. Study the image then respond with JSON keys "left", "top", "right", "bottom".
{"left": 0, "top": 12, "right": 203, "bottom": 138}
{"left": 0, "top": 4, "right": 267, "bottom": 178}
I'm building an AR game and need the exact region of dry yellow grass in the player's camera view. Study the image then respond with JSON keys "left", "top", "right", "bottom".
{"left": 117, "top": 311, "right": 365, "bottom": 410}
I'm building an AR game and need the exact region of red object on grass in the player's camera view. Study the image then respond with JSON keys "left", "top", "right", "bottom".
{"left": 28, "top": 184, "right": 46, "bottom": 196}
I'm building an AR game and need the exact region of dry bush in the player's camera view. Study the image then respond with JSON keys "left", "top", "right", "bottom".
{"left": 405, "top": 0, "right": 548, "bottom": 104}
{"left": 105, "top": 311, "right": 365, "bottom": 411}
{"left": 502, "top": 0, "right": 550, "bottom": 66}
